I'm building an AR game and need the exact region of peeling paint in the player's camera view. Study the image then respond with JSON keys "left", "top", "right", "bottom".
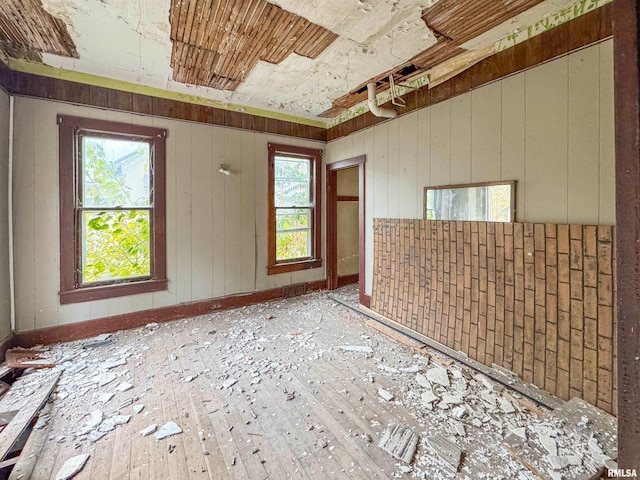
{"left": 493, "top": 0, "right": 612, "bottom": 52}
{"left": 31, "top": 0, "right": 439, "bottom": 122}
{"left": 6, "top": 0, "right": 610, "bottom": 124}
{"left": 6, "top": 58, "right": 329, "bottom": 128}
{"left": 328, "top": 0, "right": 611, "bottom": 127}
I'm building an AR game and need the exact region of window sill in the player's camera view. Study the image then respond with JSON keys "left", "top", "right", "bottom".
{"left": 59, "top": 278, "right": 168, "bottom": 304}
{"left": 267, "top": 259, "right": 322, "bottom": 275}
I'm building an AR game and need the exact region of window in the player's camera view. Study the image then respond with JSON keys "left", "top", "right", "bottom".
{"left": 268, "top": 143, "right": 322, "bottom": 275}
{"left": 424, "top": 181, "right": 516, "bottom": 222}
{"left": 58, "top": 115, "right": 167, "bottom": 304}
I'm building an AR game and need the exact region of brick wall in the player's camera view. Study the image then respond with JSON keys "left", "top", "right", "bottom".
{"left": 371, "top": 219, "right": 617, "bottom": 415}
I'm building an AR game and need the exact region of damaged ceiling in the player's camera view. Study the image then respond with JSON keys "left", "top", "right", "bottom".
{"left": 0, "top": 0, "right": 77, "bottom": 62}
{"left": 0, "top": 0, "right": 607, "bottom": 124}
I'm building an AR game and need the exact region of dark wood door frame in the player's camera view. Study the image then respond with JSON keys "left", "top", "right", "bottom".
{"left": 614, "top": 0, "right": 640, "bottom": 467}
{"left": 326, "top": 155, "right": 369, "bottom": 307}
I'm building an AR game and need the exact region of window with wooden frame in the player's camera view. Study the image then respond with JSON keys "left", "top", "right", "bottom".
{"left": 58, "top": 115, "right": 167, "bottom": 304}
{"left": 268, "top": 143, "right": 322, "bottom": 275}
{"left": 424, "top": 181, "right": 516, "bottom": 222}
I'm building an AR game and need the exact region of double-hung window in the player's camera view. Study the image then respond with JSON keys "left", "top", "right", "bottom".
{"left": 267, "top": 143, "right": 322, "bottom": 275}
{"left": 58, "top": 115, "right": 167, "bottom": 303}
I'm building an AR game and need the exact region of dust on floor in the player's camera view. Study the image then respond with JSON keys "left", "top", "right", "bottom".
{"left": 1, "top": 289, "right": 617, "bottom": 479}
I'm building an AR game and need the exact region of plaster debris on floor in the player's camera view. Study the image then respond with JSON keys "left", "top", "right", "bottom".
{"left": 0, "top": 287, "right": 617, "bottom": 479}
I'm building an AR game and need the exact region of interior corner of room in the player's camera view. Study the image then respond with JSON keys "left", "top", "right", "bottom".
{"left": 0, "top": 0, "right": 637, "bottom": 476}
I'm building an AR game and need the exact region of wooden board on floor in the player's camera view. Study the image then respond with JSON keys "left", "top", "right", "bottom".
{"left": 0, "top": 370, "right": 61, "bottom": 461}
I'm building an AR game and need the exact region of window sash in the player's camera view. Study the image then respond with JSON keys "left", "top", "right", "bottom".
{"left": 77, "top": 133, "right": 154, "bottom": 209}
{"left": 267, "top": 143, "right": 322, "bottom": 274}
{"left": 79, "top": 208, "right": 153, "bottom": 286}
{"left": 58, "top": 114, "right": 167, "bottom": 304}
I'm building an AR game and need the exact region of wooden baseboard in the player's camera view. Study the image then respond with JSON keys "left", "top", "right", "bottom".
{"left": 14, "top": 280, "right": 327, "bottom": 347}
{"left": 337, "top": 274, "right": 359, "bottom": 287}
{"left": 360, "top": 293, "right": 371, "bottom": 308}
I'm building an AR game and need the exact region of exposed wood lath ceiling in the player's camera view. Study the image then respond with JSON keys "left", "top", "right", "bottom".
{"left": 319, "top": 0, "right": 544, "bottom": 118}
{"left": 169, "top": 0, "right": 339, "bottom": 91}
{"left": 0, "top": 0, "right": 607, "bottom": 123}
{"left": 0, "top": 0, "right": 77, "bottom": 62}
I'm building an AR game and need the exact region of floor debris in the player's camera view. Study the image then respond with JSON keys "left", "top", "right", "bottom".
{"left": 140, "top": 424, "right": 157, "bottom": 437}
{"left": 426, "top": 366, "right": 450, "bottom": 387}
{"left": 339, "top": 345, "right": 373, "bottom": 354}
{"left": 379, "top": 423, "right": 419, "bottom": 464}
{"left": 5, "top": 347, "right": 56, "bottom": 369}
{"left": 55, "top": 454, "right": 90, "bottom": 480}
{"left": 115, "top": 381, "right": 133, "bottom": 392}
{"left": 427, "top": 434, "right": 464, "bottom": 470}
{"left": 155, "top": 421, "right": 183, "bottom": 440}
{"left": 0, "top": 286, "right": 617, "bottom": 480}
{"left": 78, "top": 409, "right": 103, "bottom": 435}
{"left": 378, "top": 388, "right": 394, "bottom": 402}
{"left": 502, "top": 397, "right": 617, "bottom": 480}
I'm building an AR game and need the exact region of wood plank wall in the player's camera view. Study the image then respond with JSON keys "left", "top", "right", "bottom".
{"left": 0, "top": 64, "right": 325, "bottom": 141}
{"left": 371, "top": 219, "right": 617, "bottom": 415}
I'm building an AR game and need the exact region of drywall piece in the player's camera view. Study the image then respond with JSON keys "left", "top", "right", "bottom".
{"left": 451, "top": 406, "right": 467, "bottom": 419}
{"left": 426, "top": 367, "right": 450, "bottom": 387}
{"left": 503, "top": 397, "right": 617, "bottom": 480}
{"left": 548, "top": 455, "right": 572, "bottom": 470}
{"left": 115, "top": 382, "right": 133, "bottom": 392}
{"left": 88, "top": 431, "right": 106, "bottom": 443}
{"left": 441, "top": 393, "right": 463, "bottom": 405}
{"left": 509, "top": 427, "right": 527, "bottom": 441}
{"left": 450, "top": 420, "right": 466, "bottom": 437}
{"left": 140, "top": 424, "right": 157, "bottom": 437}
{"left": 55, "top": 454, "right": 90, "bottom": 480}
{"left": 98, "top": 373, "right": 116, "bottom": 387}
{"left": 378, "top": 388, "right": 394, "bottom": 402}
{"left": 96, "top": 392, "right": 114, "bottom": 404}
{"left": 112, "top": 415, "right": 131, "bottom": 425}
{"left": 133, "top": 404, "right": 144, "bottom": 414}
{"left": 78, "top": 409, "right": 103, "bottom": 435}
{"left": 426, "top": 434, "right": 463, "bottom": 470}
{"left": 499, "top": 397, "right": 516, "bottom": 414}
{"left": 539, "top": 434, "right": 557, "bottom": 456}
{"left": 222, "top": 378, "right": 238, "bottom": 389}
{"left": 98, "top": 418, "right": 115, "bottom": 433}
{"left": 154, "top": 421, "right": 182, "bottom": 440}
{"left": 379, "top": 423, "right": 419, "bottom": 464}
{"left": 339, "top": 345, "right": 373, "bottom": 354}
{"left": 101, "top": 359, "right": 126, "bottom": 369}
{"left": 474, "top": 373, "right": 494, "bottom": 390}
{"left": 400, "top": 365, "right": 423, "bottom": 373}
{"left": 416, "top": 373, "right": 431, "bottom": 389}
{"left": 421, "top": 390, "right": 438, "bottom": 406}
{"left": 378, "top": 365, "right": 400, "bottom": 374}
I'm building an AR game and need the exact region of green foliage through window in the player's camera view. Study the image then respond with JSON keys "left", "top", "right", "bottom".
{"left": 81, "top": 136, "right": 152, "bottom": 283}
{"left": 274, "top": 156, "right": 312, "bottom": 261}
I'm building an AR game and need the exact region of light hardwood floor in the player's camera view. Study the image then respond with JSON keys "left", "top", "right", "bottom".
{"left": 2, "top": 289, "right": 545, "bottom": 479}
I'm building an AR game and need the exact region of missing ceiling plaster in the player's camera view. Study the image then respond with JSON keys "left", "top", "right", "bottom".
{"left": 319, "top": 0, "right": 544, "bottom": 118}
{"left": 169, "top": 0, "right": 339, "bottom": 91}
{"left": 0, "top": 0, "right": 78, "bottom": 62}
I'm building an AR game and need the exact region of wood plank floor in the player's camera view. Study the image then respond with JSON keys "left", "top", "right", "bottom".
{"left": 0, "top": 288, "right": 563, "bottom": 479}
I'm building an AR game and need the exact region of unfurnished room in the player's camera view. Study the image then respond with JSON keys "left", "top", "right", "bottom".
{"left": 0, "top": 0, "right": 638, "bottom": 479}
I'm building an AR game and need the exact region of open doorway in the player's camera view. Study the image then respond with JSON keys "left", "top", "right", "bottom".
{"left": 326, "top": 155, "right": 367, "bottom": 306}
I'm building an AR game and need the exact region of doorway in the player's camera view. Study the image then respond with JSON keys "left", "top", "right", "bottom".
{"left": 326, "top": 155, "right": 368, "bottom": 307}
